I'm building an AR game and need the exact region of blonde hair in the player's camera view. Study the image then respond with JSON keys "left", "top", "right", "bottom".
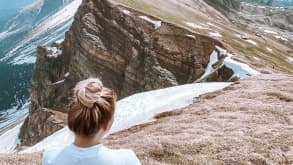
{"left": 68, "top": 78, "right": 116, "bottom": 137}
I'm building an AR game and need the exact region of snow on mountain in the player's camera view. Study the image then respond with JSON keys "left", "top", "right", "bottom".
{"left": 0, "top": 123, "right": 23, "bottom": 153}
{"left": 198, "top": 46, "right": 260, "bottom": 81}
{"left": 3, "top": 0, "right": 81, "bottom": 64}
{"left": 217, "top": 46, "right": 260, "bottom": 78}
{"left": 0, "top": 101, "right": 29, "bottom": 131}
{"left": 0, "top": 0, "right": 81, "bottom": 64}
{"left": 198, "top": 50, "right": 219, "bottom": 79}
{"left": 0, "top": 82, "right": 231, "bottom": 153}
{"left": 139, "top": 16, "right": 162, "bottom": 29}
{"left": 21, "top": 82, "right": 230, "bottom": 154}
{"left": 1, "top": 0, "right": 44, "bottom": 35}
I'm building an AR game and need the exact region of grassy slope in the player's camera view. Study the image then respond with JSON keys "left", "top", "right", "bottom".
{"left": 111, "top": 0, "right": 293, "bottom": 74}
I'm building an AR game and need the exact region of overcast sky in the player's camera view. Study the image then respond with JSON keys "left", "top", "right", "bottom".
{"left": 0, "top": 0, "right": 34, "bottom": 10}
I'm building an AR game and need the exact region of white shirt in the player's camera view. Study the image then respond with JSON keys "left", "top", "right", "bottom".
{"left": 42, "top": 144, "right": 141, "bottom": 165}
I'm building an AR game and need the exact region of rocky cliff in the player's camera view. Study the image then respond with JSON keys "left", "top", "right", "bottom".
{"left": 19, "top": 0, "right": 238, "bottom": 145}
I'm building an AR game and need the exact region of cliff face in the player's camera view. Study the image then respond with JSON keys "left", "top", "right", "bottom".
{"left": 19, "top": 0, "right": 229, "bottom": 145}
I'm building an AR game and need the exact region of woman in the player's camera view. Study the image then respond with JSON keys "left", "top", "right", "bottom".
{"left": 42, "top": 78, "right": 141, "bottom": 165}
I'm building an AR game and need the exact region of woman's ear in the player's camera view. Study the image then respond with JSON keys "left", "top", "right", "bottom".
{"left": 103, "top": 118, "right": 114, "bottom": 132}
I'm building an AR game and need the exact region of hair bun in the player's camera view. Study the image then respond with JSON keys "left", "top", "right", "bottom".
{"left": 74, "top": 78, "right": 104, "bottom": 108}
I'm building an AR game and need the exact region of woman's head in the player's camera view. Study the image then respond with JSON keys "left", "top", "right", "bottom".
{"left": 68, "top": 78, "right": 116, "bottom": 137}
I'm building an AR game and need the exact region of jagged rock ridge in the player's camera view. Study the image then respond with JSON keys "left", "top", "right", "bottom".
{"left": 19, "top": 0, "right": 233, "bottom": 145}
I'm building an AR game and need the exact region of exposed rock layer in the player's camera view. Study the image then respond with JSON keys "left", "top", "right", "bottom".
{"left": 20, "top": 109, "right": 66, "bottom": 146}
{"left": 20, "top": 0, "right": 227, "bottom": 145}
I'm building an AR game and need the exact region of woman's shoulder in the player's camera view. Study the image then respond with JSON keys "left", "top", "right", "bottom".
{"left": 42, "top": 147, "right": 65, "bottom": 165}
{"left": 42, "top": 145, "right": 141, "bottom": 165}
{"left": 101, "top": 146, "right": 141, "bottom": 165}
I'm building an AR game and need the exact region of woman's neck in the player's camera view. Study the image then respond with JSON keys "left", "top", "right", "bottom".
{"left": 73, "top": 135, "right": 103, "bottom": 148}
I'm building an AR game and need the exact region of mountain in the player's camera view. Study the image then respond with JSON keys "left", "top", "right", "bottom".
{"left": 0, "top": 0, "right": 34, "bottom": 10}
{"left": 0, "top": 0, "right": 80, "bottom": 131}
{"left": 0, "top": 0, "right": 74, "bottom": 61}
{"left": 18, "top": 0, "right": 263, "bottom": 145}
{"left": 0, "top": 9, "right": 18, "bottom": 31}
{"left": 0, "top": 0, "right": 290, "bottom": 132}
{"left": 0, "top": 0, "right": 292, "bottom": 164}
{"left": 258, "top": 0, "right": 293, "bottom": 6}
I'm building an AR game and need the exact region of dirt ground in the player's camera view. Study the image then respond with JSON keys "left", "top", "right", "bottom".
{"left": 0, "top": 74, "right": 293, "bottom": 165}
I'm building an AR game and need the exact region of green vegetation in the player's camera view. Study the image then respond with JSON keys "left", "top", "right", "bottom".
{"left": 0, "top": 63, "right": 33, "bottom": 111}
{"left": 111, "top": 0, "right": 293, "bottom": 74}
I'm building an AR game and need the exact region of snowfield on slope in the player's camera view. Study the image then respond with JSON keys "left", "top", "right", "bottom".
{"left": 0, "top": 82, "right": 231, "bottom": 153}
{"left": 21, "top": 82, "right": 231, "bottom": 153}
{"left": 0, "top": 0, "right": 82, "bottom": 65}
{"left": 198, "top": 46, "right": 260, "bottom": 81}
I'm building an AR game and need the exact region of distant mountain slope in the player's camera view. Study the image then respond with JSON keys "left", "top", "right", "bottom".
{"left": 204, "top": 0, "right": 293, "bottom": 12}
{"left": 0, "top": 0, "right": 73, "bottom": 57}
{"left": 0, "top": 9, "right": 18, "bottom": 31}
{"left": 0, "top": 0, "right": 79, "bottom": 131}
{"left": 0, "top": 0, "right": 34, "bottom": 10}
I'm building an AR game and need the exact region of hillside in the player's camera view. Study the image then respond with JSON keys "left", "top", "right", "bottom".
{"left": 106, "top": 74, "right": 293, "bottom": 164}
{"left": 0, "top": 74, "right": 292, "bottom": 164}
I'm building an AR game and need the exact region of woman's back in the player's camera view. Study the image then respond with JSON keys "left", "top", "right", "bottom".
{"left": 42, "top": 78, "right": 140, "bottom": 165}
{"left": 43, "top": 144, "right": 141, "bottom": 165}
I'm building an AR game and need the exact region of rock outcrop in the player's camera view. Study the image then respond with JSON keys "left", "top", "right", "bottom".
{"left": 19, "top": 0, "right": 231, "bottom": 145}
{"left": 19, "top": 109, "right": 66, "bottom": 146}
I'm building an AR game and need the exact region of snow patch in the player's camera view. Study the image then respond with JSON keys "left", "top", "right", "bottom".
{"left": 209, "top": 32, "right": 222, "bottom": 37}
{"left": 266, "top": 47, "right": 273, "bottom": 52}
{"left": 275, "top": 36, "right": 288, "bottom": 41}
{"left": 52, "top": 79, "right": 65, "bottom": 85}
{"left": 46, "top": 46, "right": 62, "bottom": 58}
{"left": 139, "top": 16, "right": 161, "bottom": 29}
{"left": 240, "top": 34, "right": 249, "bottom": 40}
{"left": 288, "top": 57, "right": 293, "bottom": 63}
{"left": 185, "top": 34, "right": 195, "bottom": 39}
{"left": 54, "top": 39, "right": 64, "bottom": 44}
{"left": 0, "top": 123, "right": 23, "bottom": 153}
{"left": 185, "top": 22, "right": 208, "bottom": 29}
{"left": 216, "top": 46, "right": 260, "bottom": 79}
{"left": 20, "top": 82, "right": 231, "bottom": 153}
{"left": 198, "top": 50, "right": 218, "bottom": 79}
{"left": 207, "top": 22, "right": 216, "bottom": 27}
{"left": 246, "top": 40, "right": 257, "bottom": 46}
{"left": 264, "top": 30, "right": 278, "bottom": 35}
{"left": 64, "top": 72, "right": 70, "bottom": 78}
{"left": 122, "top": 10, "right": 131, "bottom": 15}
{"left": 253, "top": 57, "right": 260, "bottom": 61}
